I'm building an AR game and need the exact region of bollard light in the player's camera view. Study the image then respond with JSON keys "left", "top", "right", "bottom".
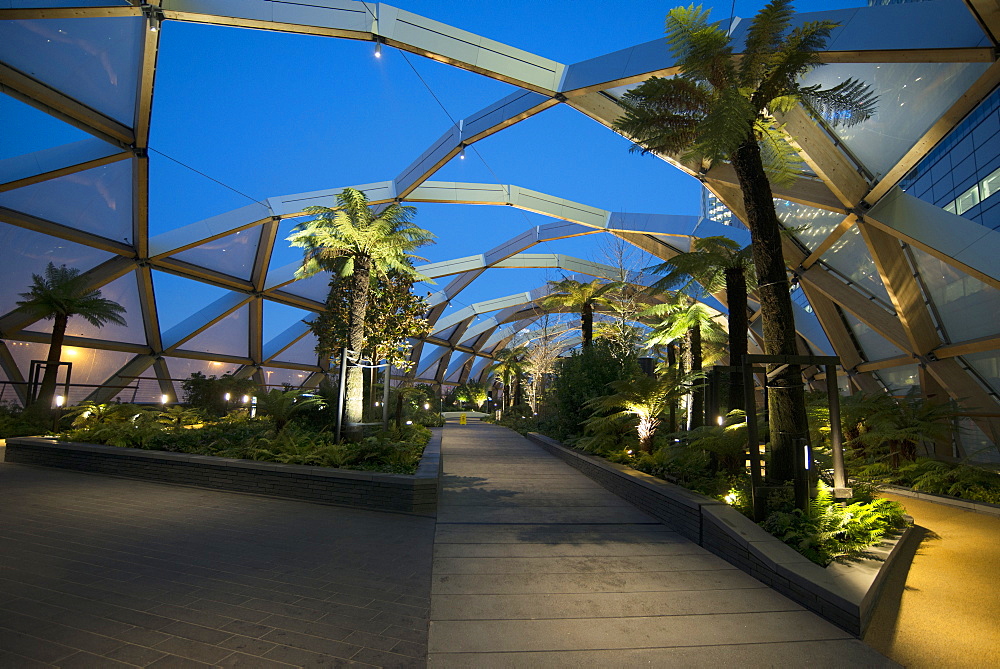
{"left": 54, "top": 395, "right": 65, "bottom": 408}
{"left": 224, "top": 392, "right": 231, "bottom": 401}
{"left": 241, "top": 395, "right": 250, "bottom": 404}
{"left": 161, "top": 394, "right": 169, "bottom": 405}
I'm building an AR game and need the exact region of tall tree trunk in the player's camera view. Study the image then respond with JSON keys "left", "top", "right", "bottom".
{"left": 725, "top": 267, "right": 748, "bottom": 413}
{"left": 34, "top": 312, "right": 69, "bottom": 413}
{"left": 345, "top": 256, "right": 371, "bottom": 441}
{"left": 667, "top": 343, "right": 677, "bottom": 433}
{"left": 581, "top": 302, "right": 594, "bottom": 348}
{"left": 730, "top": 137, "right": 809, "bottom": 488}
{"left": 689, "top": 323, "right": 704, "bottom": 430}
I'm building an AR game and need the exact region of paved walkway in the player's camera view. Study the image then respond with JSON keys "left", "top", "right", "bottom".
{"left": 865, "top": 493, "right": 1000, "bottom": 667}
{"left": 428, "top": 422, "right": 894, "bottom": 667}
{"left": 0, "top": 461, "right": 434, "bottom": 667}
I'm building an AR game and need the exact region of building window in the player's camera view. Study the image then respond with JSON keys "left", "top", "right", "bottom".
{"left": 955, "top": 184, "right": 980, "bottom": 215}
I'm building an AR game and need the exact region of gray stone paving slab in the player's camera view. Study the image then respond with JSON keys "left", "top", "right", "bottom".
{"left": 0, "top": 462, "right": 434, "bottom": 668}
{"left": 431, "top": 588, "right": 801, "bottom": 620}
{"left": 428, "top": 422, "right": 895, "bottom": 667}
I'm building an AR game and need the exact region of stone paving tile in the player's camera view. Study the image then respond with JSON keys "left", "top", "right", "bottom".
{"left": 0, "top": 463, "right": 434, "bottom": 668}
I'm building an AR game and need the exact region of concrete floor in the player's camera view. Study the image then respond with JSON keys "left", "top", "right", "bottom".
{"left": 428, "top": 422, "right": 894, "bottom": 667}
{"left": 865, "top": 493, "right": 1000, "bottom": 668}
{"left": 0, "top": 459, "right": 434, "bottom": 667}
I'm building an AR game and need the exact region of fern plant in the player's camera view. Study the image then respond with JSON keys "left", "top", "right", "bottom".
{"left": 762, "top": 482, "right": 906, "bottom": 565}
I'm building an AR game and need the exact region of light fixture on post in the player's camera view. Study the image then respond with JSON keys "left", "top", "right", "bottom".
{"left": 142, "top": 3, "right": 164, "bottom": 32}
{"left": 161, "top": 394, "right": 169, "bottom": 405}
{"left": 54, "top": 395, "right": 65, "bottom": 408}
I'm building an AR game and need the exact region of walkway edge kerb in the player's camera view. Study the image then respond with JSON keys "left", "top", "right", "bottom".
{"left": 879, "top": 483, "right": 1000, "bottom": 517}
{"left": 4, "top": 428, "right": 443, "bottom": 516}
{"left": 526, "top": 432, "right": 915, "bottom": 637}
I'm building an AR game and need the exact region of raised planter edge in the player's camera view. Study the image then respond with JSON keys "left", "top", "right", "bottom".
{"left": 4, "top": 428, "right": 443, "bottom": 516}
{"left": 526, "top": 431, "right": 914, "bottom": 637}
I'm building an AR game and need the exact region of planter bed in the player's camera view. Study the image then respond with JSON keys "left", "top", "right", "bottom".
{"left": 4, "top": 431, "right": 442, "bottom": 516}
{"left": 527, "top": 432, "right": 914, "bottom": 637}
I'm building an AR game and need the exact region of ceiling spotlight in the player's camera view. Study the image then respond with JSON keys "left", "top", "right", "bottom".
{"left": 375, "top": 41, "right": 382, "bottom": 58}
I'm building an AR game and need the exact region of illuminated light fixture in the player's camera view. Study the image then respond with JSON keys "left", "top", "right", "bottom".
{"left": 717, "top": 415, "right": 724, "bottom": 426}
{"left": 423, "top": 403, "right": 430, "bottom": 410}
{"left": 374, "top": 40, "right": 382, "bottom": 58}
{"left": 804, "top": 444, "right": 811, "bottom": 470}
{"left": 224, "top": 392, "right": 231, "bottom": 401}
{"left": 242, "top": 395, "right": 250, "bottom": 404}
{"left": 161, "top": 394, "right": 169, "bottom": 404}
{"left": 54, "top": 395, "right": 65, "bottom": 408}
{"left": 459, "top": 144, "right": 466, "bottom": 159}
{"left": 406, "top": 420, "right": 413, "bottom": 425}
{"left": 143, "top": 4, "right": 163, "bottom": 32}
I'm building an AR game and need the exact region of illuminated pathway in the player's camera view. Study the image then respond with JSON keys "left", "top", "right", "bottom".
{"left": 428, "top": 421, "right": 894, "bottom": 667}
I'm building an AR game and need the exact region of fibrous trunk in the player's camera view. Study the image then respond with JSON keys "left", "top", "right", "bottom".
{"left": 582, "top": 302, "right": 594, "bottom": 347}
{"left": 345, "top": 256, "right": 372, "bottom": 441}
{"left": 34, "top": 312, "right": 68, "bottom": 414}
{"left": 725, "top": 267, "right": 748, "bottom": 413}
{"left": 730, "top": 137, "right": 809, "bottom": 487}
{"left": 688, "top": 323, "right": 704, "bottom": 429}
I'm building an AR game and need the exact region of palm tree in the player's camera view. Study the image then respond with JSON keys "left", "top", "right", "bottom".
{"left": 15, "top": 263, "right": 126, "bottom": 414}
{"left": 541, "top": 278, "right": 617, "bottom": 348}
{"left": 287, "top": 188, "right": 434, "bottom": 440}
{"left": 614, "top": 0, "right": 875, "bottom": 488}
{"left": 649, "top": 236, "right": 755, "bottom": 412}
{"left": 488, "top": 344, "right": 528, "bottom": 412}
{"left": 644, "top": 294, "right": 726, "bottom": 429}
{"left": 585, "top": 367, "right": 705, "bottom": 453}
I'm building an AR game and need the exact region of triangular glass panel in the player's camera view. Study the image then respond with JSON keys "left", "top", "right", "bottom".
{"left": 262, "top": 366, "right": 310, "bottom": 390}
{"left": 908, "top": 246, "right": 1000, "bottom": 343}
{"left": 0, "top": 221, "right": 115, "bottom": 316}
{"left": 263, "top": 300, "right": 313, "bottom": 345}
{"left": 799, "top": 62, "right": 991, "bottom": 180}
{"left": 269, "top": 218, "right": 306, "bottom": 271}
{"left": 775, "top": 199, "right": 847, "bottom": 252}
{"left": 180, "top": 304, "right": 249, "bottom": 358}
{"left": 956, "top": 419, "right": 1000, "bottom": 465}
{"left": 842, "top": 311, "right": 904, "bottom": 362}
{"left": 819, "top": 225, "right": 891, "bottom": 305}
{"left": 0, "top": 158, "right": 133, "bottom": 244}
{"left": 111, "top": 363, "right": 159, "bottom": 405}
{"left": 272, "top": 331, "right": 320, "bottom": 366}
{"left": 962, "top": 351, "right": 1000, "bottom": 397}
{"left": 23, "top": 270, "right": 145, "bottom": 345}
{"left": 874, "top": 364, "right": 920, "bottom": 396}
{"left": 172, "top": 228, "right": 261, "bottom": 280}
{"left": 163, "top": 356, "right": 242, "bottom": 395}
{"left": 280, "top": 273, "right": 330, "bottom": 303}
{"left": 0, "top": 92, "right": 91, "bottom": 160}
{"left": 150, "top": 269, "right": 231, "bottom": 336}
{"left": 4, "top": 339, "right": 134, "bottom": 405}
{"left": 148, "top": 150, "right": 263, "bottom": 238}
{"left": 0, "top": 16, "right": 144, "bottom": 125}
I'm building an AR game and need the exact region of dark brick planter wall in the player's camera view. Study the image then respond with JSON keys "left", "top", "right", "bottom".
{"left": 5, "top": 430, "right": 442, "bottom": 516}
{"left": 527, "top": 432, "right": 914, "bottom": 637}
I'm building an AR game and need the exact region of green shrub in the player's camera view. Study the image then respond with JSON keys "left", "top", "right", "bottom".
{"left": 762, "top": 482, "right": 907, "bottom": 565}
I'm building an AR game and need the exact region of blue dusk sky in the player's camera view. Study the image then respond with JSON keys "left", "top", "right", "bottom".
{"left": 4, "top": 0, "right": 868, "bottom": 328}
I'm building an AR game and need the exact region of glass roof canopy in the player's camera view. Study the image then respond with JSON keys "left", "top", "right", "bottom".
{"left": 1, "top": 0, "right": 999, "bottom": 458}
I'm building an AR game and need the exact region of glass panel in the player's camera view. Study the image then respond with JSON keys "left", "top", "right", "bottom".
{"left": 0, "top": 92, "right": 90, "bottom": 159}
{"left": 273, "top": 332, "right": 320, "bottom": 365}
{"left": 262, "top": 300, "right": 313, "bottom": 344}
{"left": 171, "top": 228, "right": 261, "bottom": 280}
{"left": 5, "top": 339, "right": 134, "bottom": 405}
{"left": 151, "top": 270, "right": 230, "bottom": 335}
{"left": 24, "top": 271, "right": 144, "bottom": 344}
{"left": 262, "top": 367, "right": 309, "bottom": 389}
{"left": 958, "top": 419, "right": 1000, "bottom": 465}
{"left": 280, "top": 273, "right": 330, "bottom": 302}
{"left": 0, "top": 159, "right": 133, "bottom": 243}
{"left": 163, "top": 356, "right": 242, "bottom": 401}
{"left": 775, "top": 199, "right": 846, "bottom": 252}
{"left": 0, "top": 222, "right": 114, "bottom": 316}
{"left": 842, "top": 312, "right": 904, "bottom": 361}
{"left": 819, "top": 225, "right": 891, "bottom": 303}
{"left": 908, "top": 246, "right": 1000, "bottom": 342}
{"left": 800, "top": 62, "right": 991, "bottom": 178}
{"left": 981, "top": 166, "right": 1000, "bottom": 201}
{"left": 954, "top": 183, "right": 980, "bottom": 215}
{"left": 180, "top": 305, "right": 249, "bottom": 358}
{"left": 0, "top": 17, "right": 144, "bottom": 124}
{"left": 875, "top": 364, "right": 920, "bottom": 395}
{"left": 270, "top": 218, "right": 306, "bottom": 270}
{"left": 110, "top": 364, "right": 161, "bottom": 405}
{"left": 962, "top": 351, "right": 1000, "bottom": 397}
{"left": 147, "top": 151, "right": 261, "bottom": 237}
